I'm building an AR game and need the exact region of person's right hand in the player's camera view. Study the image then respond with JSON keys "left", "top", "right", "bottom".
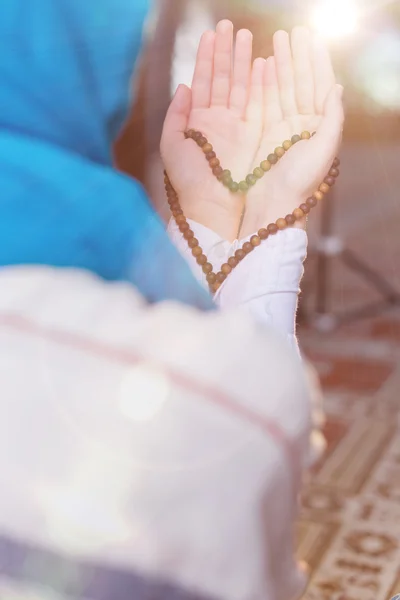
{"left": 240, "top": 28, "right": 344, "bottom": 237}
{"left": 161, "top": 20, "right": 263, "bottom": 241}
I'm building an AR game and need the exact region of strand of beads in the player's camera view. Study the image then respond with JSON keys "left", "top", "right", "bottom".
{"left": 165, "top": 153, "right": 340, "bottom": 294}
{"left": 185, "top": 129, "right": 329, "bottom": 194}
{"left": 168, "top": 130, "right": 340, "bottom": 293}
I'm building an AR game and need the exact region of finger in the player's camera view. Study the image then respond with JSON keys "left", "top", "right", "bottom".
{"left": 246, "top": 57, "right": 265, "bottom": 122}
{"left": 273, "top": 30, "right": 297, "bottom": 117}
{"left": 191, "top": 30, "right": 215, "bottom": 109}
{"left": 229, "top": 29, "right": 253, "bottom": 118}
{"left": 311, "top": 85, "right": 344, "bottom": 168}
{"left": 312, "top": 35, "right": 336, "bottom": 114}
{"left": 263, "top": 56, "right": 283, "bottom": 127}
{"left": 161, "top": 84, "right": 192, "bottom": 151}
{"left": 211, "top": 20, "right": 234, "bottom": 107}
{"left": 291, "top": 27, "right": 314, "bottom": 115}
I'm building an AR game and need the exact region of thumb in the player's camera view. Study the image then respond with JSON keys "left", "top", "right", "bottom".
{"left": 161, "top": 84, "right": 192, "bottom": 152}
{"left": 314, "top": 84, "right": 344, "bottom": 154}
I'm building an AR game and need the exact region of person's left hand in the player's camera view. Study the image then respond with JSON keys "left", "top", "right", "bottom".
{"left": 161, "top": 21, "right": 264, "bottom": 241}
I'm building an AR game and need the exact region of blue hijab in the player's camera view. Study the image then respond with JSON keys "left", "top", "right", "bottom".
{"left": 0, "top": 0, "right": 213, "bottom": 309}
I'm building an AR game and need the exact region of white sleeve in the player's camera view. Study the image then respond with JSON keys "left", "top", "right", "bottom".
{"left": 0, "top": 266, "right": 311, "bottom": 600}
{"left": 168, "top": 218, "right": 307, "bottom": 350}
{"left": 169, "top": 219, "right": 326, "bottom": 467}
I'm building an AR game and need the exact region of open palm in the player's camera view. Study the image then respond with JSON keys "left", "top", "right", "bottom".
{"left": 161, "top": 20, "right": 263, "bottom": 240}
{"left": 242, "top": 28, "right": 344, "bottom": 235}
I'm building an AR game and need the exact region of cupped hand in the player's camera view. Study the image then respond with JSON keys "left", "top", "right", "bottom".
{"left": 240, "top": 27, "right": 344, "bottom": 237}
{"left": 161, "top": 20, "right": 263, "bottom": 241}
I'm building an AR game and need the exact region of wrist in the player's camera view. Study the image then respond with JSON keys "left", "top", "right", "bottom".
{"left": 239, "top": 194, "right": 307, "bottom": 238}
{"left": 179, "top": 195, "right": 244, "bottom": 242}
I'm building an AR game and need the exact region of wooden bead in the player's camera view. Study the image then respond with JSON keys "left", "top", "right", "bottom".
{"left": 243, "top": 242, "right": 254, "bottom": 254}
{"left": 293, "top": 208, "right": 305, "bottom": 220}
{"left": 222, "top": 170, "right": 233, "bottom": 186}
{"left": 239, "top": 181, "right": 249, "bottom": 192}
{"left": 250, "top": 235, "right": 261, "bottom": 247}
{"left": 276, "top": 218, "right": 287, "bottom": 230}
{"left": 216, "top": 272, "right": 227, "bottom": 283}
{"left": 275, "top": 147, "right": 285, "bottom": 158}
{"left": 169, "top": 202, "right": 180, "bottom": 212}
{"left": 213, "top": 282, "right": 221, "bottom": 292}
{"left": 253, "top": 167, "right": 264, "bottom": 179}
{"left": 206, "top": 151, "right": 216, "bottom": 160}
{"left": 193, "top": 131, "right": 202, "bottom": 141}
{"left": 319, "top": 183, "right": 330, "bottom": 194}
{"left": 179, "top": 222, "right": 190, "bottom": 232}
{"left": 229, "top": 181, "right": 239, "bottom": 193}
{"left": 258, "top": 228, "right": 269, "bottom": 240}
{"left": 188, "top": 238, "right": 199, "bottom": 248}
{"left": 183, "top": 229, "right": 195, "bottom": 240}
{"left": 175, "top": 214, "right": 186, "bottom": 224}
{"left": 306, "top": 196, "right": 318, "bottom": 208}
{"left": 213, "top": 166, "right": 223, "bottom": 178}
{"left": 267, "top": 223, "right": 278, "bottom": 234}
{"left": 196, "top": 254, "right": 207, "bottom": 266}
{"left": 209, "top": 157, "right": 220, "bottom": 168}
{"left": 301, "top": 131, "right": 311, "bottom": 139}
{"left": 333, "top": 157, "right": 340, "bottom": 167}
{"left": 291, "top": 134, "right": 301, "bottom": 144}
{"left": 192, "top": 246, "right": 202, "bottom": 256}
{"left": 186, "top": 129, "right": 195, "bottom": 138}
{"left": 268, "top": 153, "right": 278, "bottom": 164}
{"left": 202, "top": 262, "right": 213, "bottom": 274}
{"left": 197, "top": 136, "right": 207, "bottom": 147}
{"left": 261, "top": 160, "right": 271, "bottom": 172}
{"left": 235, "top": 249, "right": 246, "bottom": 261}
{"left": 202, "top": 143, "right": 213, "bottom": 154}
{"left": 313, "top": 191, "right": 324, "bottom": 202}
{"left": 228, "top": 256, "right": 238, "bottom": 268}
{"left": 221, "top": 263, "right": 232, "bottom": 275}
{"left": 172, "top": 209, "right": 183, "bottom": 217}
{"left": 329, "top": 168, "right": 339, "bottom": 178}
{"left": 300, "top": 203, "right": 310, "bottom": 214}
{"left": 285, "top": 214, "right": 296, "bottom": 226}
{"left": 283, "top": 140, "right": 292, "bottom": 151}
{"left": 207, "top": 272, "right": 216, "bottom": 284}
{"left": 324, "top": 176, "right": 335, "bottom": 186}
{"left": 246, "top": 174, "right": 257, "bottom": 186}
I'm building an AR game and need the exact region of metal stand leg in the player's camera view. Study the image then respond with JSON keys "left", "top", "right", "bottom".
{"left": 307, "top": 190, "right": 400, "bottom": 331}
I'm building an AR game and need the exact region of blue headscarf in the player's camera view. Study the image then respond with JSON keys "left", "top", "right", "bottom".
{"left": 0, "top": 0, "right": 214, "bottom": 309}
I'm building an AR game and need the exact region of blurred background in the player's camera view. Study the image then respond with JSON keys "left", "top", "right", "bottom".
{"left": 116, "top": 2, "right": 400, "bottom": 597}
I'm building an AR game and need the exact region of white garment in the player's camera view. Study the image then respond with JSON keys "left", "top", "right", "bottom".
{"left": 168, "top": 220, "right": 307, "bottom": 350}
{"left": 0, "top": 265, "right": 312, "bottom": 600}
{"left": 169, "top": 219, "right": 326, "bottom": 464}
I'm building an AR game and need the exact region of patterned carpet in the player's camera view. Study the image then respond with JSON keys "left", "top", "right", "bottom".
{"left": 296, "top": 316, "right": 400, "bottom": 600}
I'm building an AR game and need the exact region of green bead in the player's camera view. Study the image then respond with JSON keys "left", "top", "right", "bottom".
{"left": 239, "top": 181, "right": 249, "bottom": 192}
{"left": 268, "top": 153, "right": 278, "bottom": 164}
{"left": 229, "top": 181, "right": 239, "bottom": 193}
{"left": 246, "top": 174, "right": 257, "bottom": 186}
{"left": 253, "top": 167, "right": 264, "bottom": 179}
{"left": 291, "top": 134, "right": 301, "bottom": 144}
